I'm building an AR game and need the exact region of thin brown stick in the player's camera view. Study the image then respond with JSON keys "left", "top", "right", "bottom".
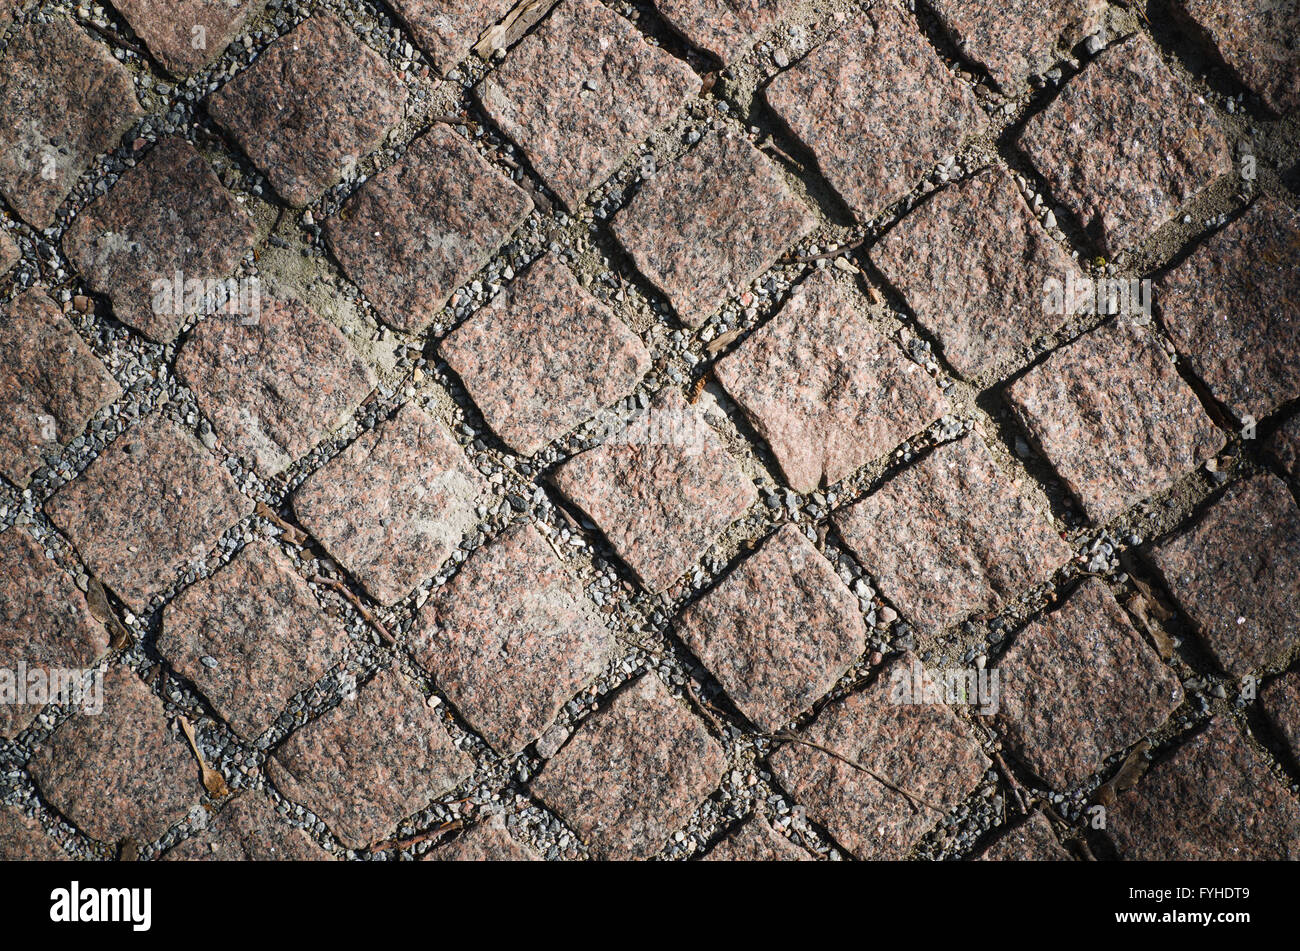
{"left": 993, "top": 750, "right": 1030, "bottom": 815}
{"left": 310, "top": 576, "right": 395, "bottom": 645}
{"left": 370, "top": 819, "right": 462, "bottom": 854}
{"left": 771, "top": 732, "right": 947, "bottom": 816}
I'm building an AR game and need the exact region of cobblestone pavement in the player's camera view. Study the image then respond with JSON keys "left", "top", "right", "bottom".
{"left": 0, "top": 0, "right": 1298, "bottom": 862}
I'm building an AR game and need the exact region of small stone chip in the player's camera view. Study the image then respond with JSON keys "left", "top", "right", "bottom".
{"left": 0, "top": 528, "right": 111, "bottom": 738}
{"left": 870, "top": 167, "right": 1089, "bottom": 380}
{"left": 325, "top": 125, "right": 532, "bottom": 334}
{"left": 653, "top": 0, "right": 791, "bottom": 64}
{"left": 206, "top": 14, "right": 408, "bottom": 206}
{"left": 676, "top": 524, "right": 865, "bottom": 733}
{"left": 715, "top": 271, "right": 946, "bottom": 493}
{"left": 110, "top": 0, "right": 270, "bottom": 76}
{"left": 769, "top": 653, "right": 991, "bottom": 859}
{"left": 0, "top": 807, "right": 67, "bottom": 861}
{"left": 1261, "top": 672, "right": 1300, "bottom": 766}
{"left": 29, "top": 666, "right": 199, "bottom": 844}
{"left": 550, "top": 388, "right": 757, "bottom": 593}
{"left": 0, "top": 19, "right": 142, "bottom": 229}
{"left": 995, "top": 578, "right": 1183, "bottom": 789}
{"left": 927, "top": 0, "right": 1105, "bottom": 92}
{"left": 160, "top": 542, "right": 349, "bottom": 740}
{"left": 977, "top": 813, "right": 1071, "bottom": 861}
{"left": 165, "top": 793, "right": 333, "bottom": 861}
{"left": 1109, "top": 718, "right": 1300, "bottom": 860}
{"left": 424, "top": 820, "right": 537, "bottom": 861}
{"left": 412, "top": 522, "right": 610, "bottom": 755}
{"left": 1005, "top": 319, "right": 1225, "bottom": 525}
{"left": 1158, "top": 198, "right": 1300, "bottom": 423}
{"left": 0, "top": 288, "right": 121, "bottom": 486}
{"left": 477, "top": 0, "right": 697, "bottom": 211}
{"left": 531, "top": 674, "right": 726, "bottom": 859}
{"left": 45, "top": 414, "right": 253, "bottom": 614}
{"left": 175, "top": 297, "right": 375, "bottom": 476}
{"left": 1148, "top": 473, "right": 1300, "bottom": 678}
{"left": 267, "top": 667, "right": 472, "bottom": 850}
{"left": 1016, "top": 34, "right": 1232, "bottom": 254}
{"left": 293, "top": 403, "right": 486, "bottom": 606}
{"left": 836, "top": 435, "right": 1071, "bottom": 634}
{"left": 1171, "top": 0, "right": 1300, "bottom": 116}
{"left": 440, "top": 252, "right": 651, "bottom": 456}
{"left": 703, "top": 813, "right": 809, "bottom": 861}
{"left": 63, "top": 136, "right": 258, "bottom": 344}
{"left": 764, "top": 2, "right": 988, "bottom": 222}
{"left": 387, "top": 0, "right": 515, "bottom": 74}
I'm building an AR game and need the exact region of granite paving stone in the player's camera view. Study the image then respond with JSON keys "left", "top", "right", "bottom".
{"left": 676, "top": 524, "right": 865, "bottom": 733}
{"left": 703, "top": 813, "right": 808, "bottom": 861}
{"left": 267, "top": 667, "right": 472, "bottom": 850}
{"left": 325, "top": 125, "right": 532, "bottom": 334}
{"left": 715, "top": 271, "right": 946, "bottom": 493}
{"left": 386, "top": 0, "right": 514, "bottom": 75}
{"left": 411, "top": 522, "right": 610, "bottom": 755}
{"left": 836, "top": 434, "right": 1072, "bottom": 634}
{"left": 1016, "top": 34, "right": 1233, "bottom": 255}
{"left": 653, "top": 0, "right": 791, "bottom": 65}
{"left": 29, "top": 665, "right": 199, "bottom": 844}
{"left": 768, "top": 653, "right": 991, "bottom": 859}
{"left": 0, "top": 288, "right": 121, "bottom": 486}
{"left": 440, "top": 251, "right": 651, "bottom": 456}
{"left": 0, "top": 807, "right": 67, "bottom": 861}
{"left": 1270, "top": 416, "right": 1300, "bottom": 477}
{"left": 424, "top": 820, "right": 537, "bottom": 861}
{"left": 110, "top": 0, "right": 270, "bottom": 76}
{"left": 531, "top": 673, "right": 726, "bottom": 859}
{"left": 159, "top": 541, "right": 349, "bottom": 740}
{"left": 1261, "top": 672, "right": 1300, "bottom": 766}
{"left": 0, "top": 18, "right": 142, "bottom": 229}
{"left": 764, "top": 1, "right": 988, "bottom": 222}
{"left": 0, "top": 229, "right": 19, "bottom": 275}
{"left": 0, "top": 528, "right": 111, "bottom": 738}
{"left": 206, "top": 14, "right": 408, "bottom": 206}
{"left": 62, "top": 135, "right": 258, "bottom": 344}
{"left": 165, "top": 792, "right": 333, "bottom": 860}
{"left": 977, "top": 812, "right": 1071, "bottom": 861}
{"left": 1158, "top": 197, "right": 1300, "bottom": 422}
{"left": 45, "top": 414, "right": 253, "bottom": 614}
{"left": 1148, "top": 473, "right": 1300, "bottom": 678}
{"left": 870, "top": 166, "right": 1090, "bottom": 379}
{"left": 477, "top": 0, "right": 698, "bottom": 211}
{"left": 1171, "top": 0, "right": 1300, "bottom": 116}
{"left": 994, "top": 578, "right": 1184, "bottom": 789}
{"left": 175, "top": 296, "right": 375, "bottom": 476}
{"left": 293, "top": 402, "right": 487, "bottom": 606}
{"left": 1005, "top": 319, "right": 1225, "bottom": 524}
{"left": 1109, "top": 718, "right": 1300, "bottom": 860}
{"left": 550, "top": 388, "right": 757, "bottom": 593}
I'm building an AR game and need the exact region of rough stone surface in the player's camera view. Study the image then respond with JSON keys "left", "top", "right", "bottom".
{"left": 111, "top": 0, "right": 270, "bottom": 76}
{"left": 62, "top": 135, "right": 258, "bottom": 344}
{"left": 870, "top": 167, "right": 1089, "bottom": 379}
{"left": 440, "top": 252, "right": 651, "bottom": 455}
{"left": 0, "top": 528, "right": 111, "bottom": 738}
{"left": 175, "top": 297, "right": 375, "bottom": 476}
{"left": 531, "top": 673, "right": 726, "bottom": 859}
{"left": 928, "top": 0, "right": 1106, "bottom": 92}
{"left": 1158, "top": 197, "right": 1300, "bottom": 422}
{"left": 1016, "top": 34, "right": 1233, "bottom": 254}
{"left": 1006, "top": 319, "right": 1225, "bottom": 525}
{"left": 715, "top": 271, "right": 946, "bottom": 493}
{"left": 160, "top": 541, "right": 348, "bottom": 740}
{"left": 293, "top": 403, "right": 486, "bottom": 606}
{"left": 165, "top": 792, "right": 333, "bottom": 860}
{"left": 1271, "top": 415, "right": 1300, "bottom": 477}
{"left": 0, "top": 807, "right": 67, "bottom": 861}
{"left": 703, "top": 812, "right": 808, "bottom": 861}
{"left": 836, "top": 434, "right": 1072, "bottom": 634}
{"left": 769, "top": 653, "right": 991, "bottom": 859}
{"left": 0, "top": 18, "right": 142, "bottom": 229}
{"left": 0, "top": 229, "right": 18, "bottom": 274}
{"left": 477, "top": 0, "right": 697, "bottom": 211}
{"left": 977, "top": 813, "right": 1071, "bottom": 861}
{"left": 995, "top": 578, "right": 1184, "bottom": 788}
{"left": 0, "top": 288, "right": 121, "bottom": 486}
{"left": 1261, "top": 672, "right": 1300, "bottom": 766}
{"left": 412, "top": 522, "right": 610, "bottom": 755}
{"left": 676, "top": 524, "right": 865, "bottom": 733}
{"left": 613, "top": 126, "right": 814, "bottom": 326}
{"left": 326, "top": 125, "right": 532, "bottom": 334}
{"left": 1110, "top": 718, "right": 1300, "bottom": 860}
{"left": 206, "top": 14, "right": 408, "bottom": 206}
{"left": 29, "top": 666, "right": 199, "bottom": 844}
{"left": 1149, "top": 473, "right": 1300, "bottom": 678}
{"left": 1172, "top": 0, "right": 1300, "bottom": 116}
{"left": 424, "top": 820, "right": 537, "bottom": 861}
{"left": 387, "top": 0, "right": 514, "bottom": 74}
{"left": 267, "top": 667, "right": 472, "bottom": 849}
{"left": 653, "top": 0, "right": 790, "bottom": 64}
{"left": 45, "top": 414, "right": 253, "bottom": 614}
{"left": 765, "top": 2, "right": 988, "bottom": 222}
{"left": 550, "top": 388, "right": 757, "bottom": 593}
